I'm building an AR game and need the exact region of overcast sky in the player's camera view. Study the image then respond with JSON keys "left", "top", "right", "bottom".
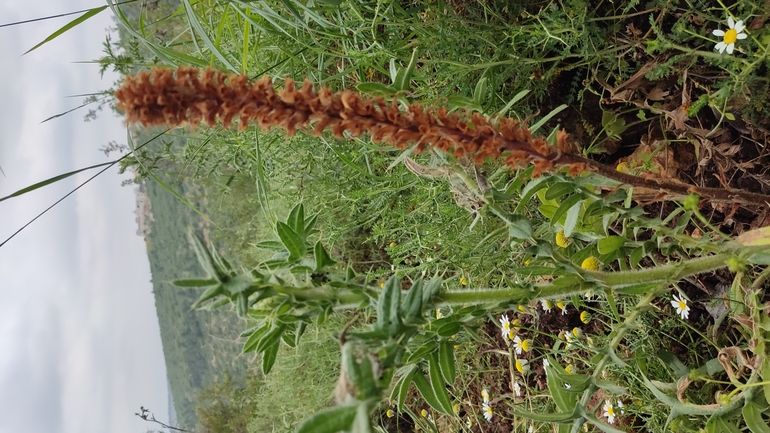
{"left": 0, "top": 3, "right": 169, "bottom": 433}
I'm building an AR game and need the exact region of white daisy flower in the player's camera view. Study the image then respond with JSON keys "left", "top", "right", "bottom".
{"left": 513, "top": 380, "right": 522, "bottom": 397}
{"left": 481, "top": 388, "right": 490, "bottom": 403}
{"left": 617, "top": 399, "right": 625, "bottom": 415}
{"left": 499, "top": 314, "right": 511, "bottom": 339}
{"left": 541, "top": 299, "right": 553, "bottom": 312}
{"left": 513, "top": 335, "right": 530, "bottom": 355}
{"left": 482, "top": 401, "right": 493, "bottom": 421}
{"left": 515, "top": 358, "right": 530, "bottom": 374}
{"left": 671, "top": 292, "right": 691, "bottom": 320}
{"left": 713, "top": 16, "right": 747, "bottom": 54}
{"left": 603, "top": 400, "right": 616, "bottom": 424}
{"left": 556, "top": 299, "right": 568, "bottom": 315}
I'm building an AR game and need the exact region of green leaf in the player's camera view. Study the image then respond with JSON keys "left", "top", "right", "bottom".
{"left": 295, "top": 405, "right": 357, "bottom": 433}
{"left": 545, "top": 182, "right": 576, "bottom": 200}
{"left": 400, "top": 279, "right": 424, "bottom": 323}
{"left": 261, "top": 342, "right": 279, "bottom": 375}
{"left": 351, "top": 399, "right": 373, "bottom": 433}
{"left": 514, "top": 177, "right": 550, "bottom": 214}
{"left": 472, "top": 76, "right": 488, "bottom": 106}
{"left": 551, "top": 193, "right": 584, "bottom": 225}
{"left": 390, "top": 365, "right": 417, "bottom": 411}
{"left": 188, "top": 232, "right": 221, "bottom": 280}
{"left": 0, "top": 161, "right": 114, "bottom": 203}
{"left": 173, "top": 278, "right": 219, "bottom": 287}
{"left": 243, "top": 323, "right": 271, "bottom": 353}
{"left": 255, "top": 241, "right": 286, "bottom": 251}
{"left": 657, "top": 349, "right": 690, "bottom": 378}
{"left": 546, "top": 364, "right": 577, "bottom": 412}
{"left": 563, "top": 200, "right": 584, "bottom": 237}
{"left": 422, "top": 277, "right": 443, "bottom": 307}
{"left": 287, "top": 203, "right": 305, "bottom": 237}
{"left": 235, "top": 292, "right": 249, "bottom": 317}
{"left": 438, "top": 341, "right": 456, "bottom": 384}
{"left": 276, "top": 222, "right": 306, "bottom": 261}
{"left": 435, "top": 320, "right": 461, "bottom": 337}
{"left": 356, "top": 82, "right": 397, "bottom": 96}
{"left": 405, "top": 341, "right": 438, "bottom": 365}
{"left": 427, "top": 353, "right": 455, "bottom": 414}
{"left": 377, "top": 275, "right": 402, "bottom": 336}
{"left": 256, "top": 324, "right": 286, "bottom": 354}
{"left": 497, "top": 89, "right": 530, "bottom": 116}
{"left": 25, "top": 6, "right": 108, "bottom": 55}
{"left": 705, "top": 414, "right": 741, "bottom": 433}
{"left": 182, "top": 0, "right": 238, "bottom": 72}
{"left": 597, "top": 236, "right": 625, "bottom": 254}
{"left": 314, "top": 242, "right": 336, "bottom": 271}
{"left": 190, "top": 284, "right": 225, "bottom": 309}
{"left": 507, "top": 215, "right": 534, "bottom": 240}
{"left": 507, "top": 407, "right": 579, "bottom": 423}
{"left": 412, "top": 370, "right": 449, "bottom": 414}
{"left": 395, "top": 48, "right": 419, "bottom": 91}
{"left": 531, "top": 104, "right": 567, "bottom": 133}
{"left": 743, "top": 400, "right": 770, "bottom": 433}
{"left": 223, "top": 275, "right": 253, "bottom": 295}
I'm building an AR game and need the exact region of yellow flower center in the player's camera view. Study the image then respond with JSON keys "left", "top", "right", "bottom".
{"left": 581, "top": 257, "right": 601, "bottom": 271}
{"left": 678, "top": 300, "right": 687, "bottom": 310}
{"left": 724, "top": 28, "right": 738, "bottom": 45}
{"left": 606, "top": 407, "right": 615, "bottom": 417}
{"left": 521, "top": 339, "right": 530, "bottom": 352}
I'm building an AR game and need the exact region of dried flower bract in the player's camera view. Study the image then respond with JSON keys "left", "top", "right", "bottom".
{"left": 115, "top": 67, "right": 583, "bottom": 176}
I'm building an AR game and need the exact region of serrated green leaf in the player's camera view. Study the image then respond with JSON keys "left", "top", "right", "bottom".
{"left": 276, "top": 221, "right": 306, "bottom": 261}
{"left": 314, "top": 242, "right": 337, "bottom": 271}
{"left": 563, "top": 200, "right": 583, "bottom": 237}
{"left": 295, "top": 405, "right": 356, "bottom": 433}
{"left": 598, "top": 236, "right": 625, "bottom": 254}
{"left": 438, "top": 341, "right": 456, "bottom": 384}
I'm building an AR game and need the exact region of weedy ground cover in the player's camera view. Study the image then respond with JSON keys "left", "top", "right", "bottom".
{"left": 31, "top": 0, "right": 770, "bottom": 431}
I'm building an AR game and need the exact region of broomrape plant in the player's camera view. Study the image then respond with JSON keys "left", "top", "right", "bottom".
{"left": 115, "top": 67, "right": 770, "bottom": 432}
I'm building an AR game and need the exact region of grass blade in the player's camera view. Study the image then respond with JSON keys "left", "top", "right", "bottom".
{"left": 183, "top": 0, "right": 239, "bottom": 72}
{"left": 0, "top": 161, "right": 114, "bottom": 203}
{"left": 24, "top": 6, "right": 107, "bottom": 55}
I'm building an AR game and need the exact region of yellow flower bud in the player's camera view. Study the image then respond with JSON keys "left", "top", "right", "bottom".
{"left": 581, "top": 257, "right": 601, "bottom": 271}
{"left": 555, "top": 230, "right": 570, "bottom": 248}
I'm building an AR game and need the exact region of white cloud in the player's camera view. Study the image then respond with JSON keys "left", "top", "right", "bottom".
{"left": 0, "top": 2, "right": 168, "bottom": 433}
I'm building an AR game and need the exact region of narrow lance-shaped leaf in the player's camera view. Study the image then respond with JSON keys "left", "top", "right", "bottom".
{"left": 0, "top": 161, "right": 114, "bottom": 203}
{"left": 261, "top": 342, "right": 279, "bottom": 375}
{"left": 276, "top": 221, "right": 306, "bottom": 261}
{"left": 412, "top": 370, "right": 452, "bottom": 416}
{"left": 428, "top": 352, "right": 455, "bottom": 414}
{"left": 438, "top": 341, "right": 456, "bottom": 384}
{"left": 25, "top": 6, "right": 108, "bottom": 54}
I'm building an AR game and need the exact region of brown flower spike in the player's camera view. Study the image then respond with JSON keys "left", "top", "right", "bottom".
{"left": 115, "top": 66, "right": 582, "bottom": 177}
{"left": 115, "top": 67, "right": 770, "bottom": 207}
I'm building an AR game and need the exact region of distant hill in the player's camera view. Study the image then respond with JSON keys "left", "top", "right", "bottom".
{"left": 139, "top": 130, "right": 255, "bottom": 429}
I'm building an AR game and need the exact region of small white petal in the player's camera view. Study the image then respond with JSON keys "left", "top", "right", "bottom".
{"left": 734, "top": 20, "right": 745, "bottom": 32}
{"left": 728, "top": 16, "right": 735, "bottom": 29}
{"left": 715, "top": 42, "right": 727, "bottom": 53}
{"left": 713, "top": 29, "right": 725, "bottom": 36}
{"left": 727, "top": 43, "right": 735, "bottom": 54}
{"left": 737, "top": 32, "right": 748, "bottom": 39}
